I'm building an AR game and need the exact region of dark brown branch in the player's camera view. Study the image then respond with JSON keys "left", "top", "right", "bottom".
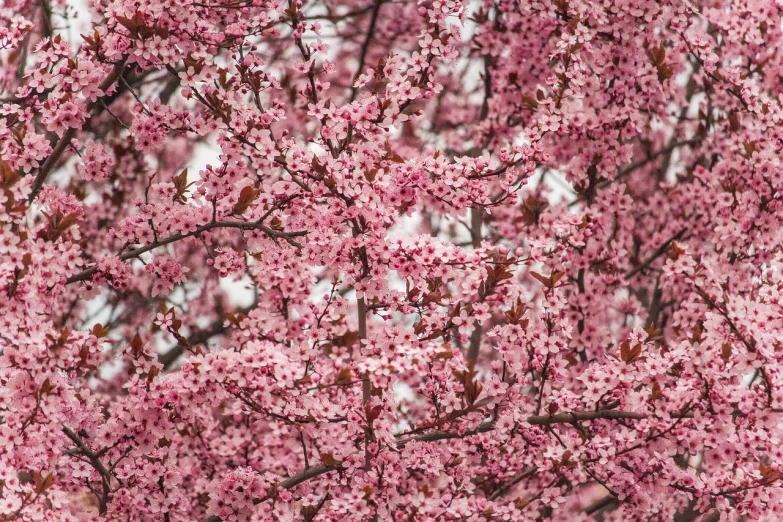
{"left": 203, "top": 464, "right": 340, "bottom": 521}
{"left": 159, "top": 315, "right": 235, "bottom": 370}
{"left": 610, "top": 139, "right": 700, "bottom": 185}
{"left": 396, "top": 418, "right": 495, "bottom": 448}
{"left": 357, "top": 296, "right": 374, "bottom": 471}
{"left": 38, "top": 0, "right": 53, "bottom": 38}
{"left": 66, "top": 220, "right": 307, "bottom": 285}
{"left": 466, "top": 205, "right": 483, "bottom": 367}
{"left": 397, "top": 407, "right": 694, "bottom": 448}
{"left": 625, "top": 228, "right": 687, "bottom": 280}
{"left": 280, "top": 464, "right": 339, "bottom": 489}
{"left": 62, "top": 426, "right": 113, "bottom": 515}
{"left": 697, "top": 289, "right": 757, "bottom": 354}
{"left": 584, "top": 494, "right": 617, "bottom": 515}
{"left": 527, "top": 409, "right": 693, "bottom": 424}
{"left": 210, "top": 411, "right": 662, "bottom": 519}
{"left": 349, "top": 0, "right": 384, "bottom": 102}
{"left": 487, "top": 466, "right": 539, "bottom": 500}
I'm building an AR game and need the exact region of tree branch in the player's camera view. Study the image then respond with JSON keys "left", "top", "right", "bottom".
{"left": 62, "top": 426, "right": 113, "bottom": 515}
{"left": 203, "top": 464, "right": 342, "bottom": 521}
{"left": 358, "top": 295, "right": 373, "bottom": 471}
{"left": 349, "top": 0, "right": 384, "bottom": 102}
{"left": 487, "top": 466, "right": 538, "bottom": 500}
{"left": 66, "top": 220, "right": 307, "bottom": 285}
{"left": 159, "top": 313, "right": 238, "bottom": 370}
{"left": 466, "top": 205, "right": 483, "bottom": 367}
{"left": 625, "top": 228, "right": 687, "bottom": 280}
{"left": 280, "top": 464, "right": 339, "bottom": 489}
{"left": 584, "top": 494, "right": 617, "bottom": 515}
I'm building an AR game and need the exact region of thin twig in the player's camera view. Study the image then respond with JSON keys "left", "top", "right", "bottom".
{"left": 487, "top": 466, "right": 539, "bottom": 500}
{"left": 625, "top": 228, "right": 687, "bottom": 280}
{"left": 349, "top": 0, "right": 384, "bottom": 102}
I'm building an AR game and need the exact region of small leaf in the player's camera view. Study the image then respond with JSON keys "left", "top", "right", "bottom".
{"left": 742, "top": 141, "right": 758, "bottom": 158}
{"left": 364, "top": 168, "right": 378, "bottom": 183}
{"left": 311, "top": 157, "right": 327, "bottom": 176}
{"left": 60, "top": 211, "right": 81, "bottom": 231}
{"left": 669, "top": 240, "right": 685, "bottom": 260}
{"left": 130, "top": 333, "right": 148, "bottom": 360}
{"left": 496, "top": 267, "right": 514, "bottom": 282}
{"left": 521, "top": 95, "right": 539, "bottom": 111}
{"left": 232, "top": 185, "right": 260, "bottom": 215}
{"left": 530, "top": 271, "right": 551, "bottom": 287}
{"left": 720, "top": 342, "right": 732, "bottom": 363}
{"left": 320, "top": 453, "right": 339, "bottom": 467}
{"left": 433, "top": 350, "right": 453, "bottom": 360}
{"left": 367, "top": 404, "right": 383, "bottom": 421}
{"left": 760, "top": 464, "right": 782, "bottom": 484}
{"left": 728, "top": 111, "right": 741, "bottom": 132}
{"left": 644, "top": 323, "right": 663, "bottom": 342}
{"left": 690, "top": 324, "right": 703, "bottom": 343}
{"left": 34, "top": 472, "right": 54, "bottom": 494}
{"left": 92, "top": 323, "right": 110, "bottom": 338}
{"left": 335, "top": 368, "right": 352, "bottom": 384}
{"left": 172, "top": 169, "right": 195, "bottom": 204}
{"left": 651, "top": 381, "right": 664, "bottom": 401}
{"left": 0, "top": 157, "right": 21, "bottom": 187}
{"left": 620, "top": 340, "right": 643, "bottom": 364}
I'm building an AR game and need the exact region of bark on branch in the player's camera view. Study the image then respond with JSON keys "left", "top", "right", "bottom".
{"left": 62, "top": 426, "right": 113, "bottom": 515}
{"left": 66, "top": 220, "right": 307, "bottom": 285}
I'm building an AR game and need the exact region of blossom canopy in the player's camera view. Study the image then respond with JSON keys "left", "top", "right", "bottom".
{"left": 1, "top": 0, "right": 783, "bottom": 521}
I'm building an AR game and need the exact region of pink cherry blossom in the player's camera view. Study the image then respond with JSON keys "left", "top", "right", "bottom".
{"left": 2, "top": 0, "right": 783, "bottom": 521}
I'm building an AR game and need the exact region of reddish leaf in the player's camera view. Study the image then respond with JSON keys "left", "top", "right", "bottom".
{"left": 232, "top": 185, "right": 260, "bottom": 215}
{"left": 530, "top": 271, "right": 551, "bottom": 287}
{"left": 91, "top": 323, "right": 110, "bottom": 338}
{"left": 760, "top": 464, "right": 782, "bottom": 484}
{"left": 320, "top": 453, "right": 339, "bottom": 467}
{"left": 620, "top": 340, "right": 643, "bottom": 364}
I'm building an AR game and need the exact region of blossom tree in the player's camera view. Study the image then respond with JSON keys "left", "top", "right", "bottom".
{"left": 2, "top": 0, "right": 783, "bottom": 520}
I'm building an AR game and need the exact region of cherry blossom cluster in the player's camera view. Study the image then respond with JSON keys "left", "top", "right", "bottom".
{"left": 2, "top": 0, "right": 783, "bottom": 520}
